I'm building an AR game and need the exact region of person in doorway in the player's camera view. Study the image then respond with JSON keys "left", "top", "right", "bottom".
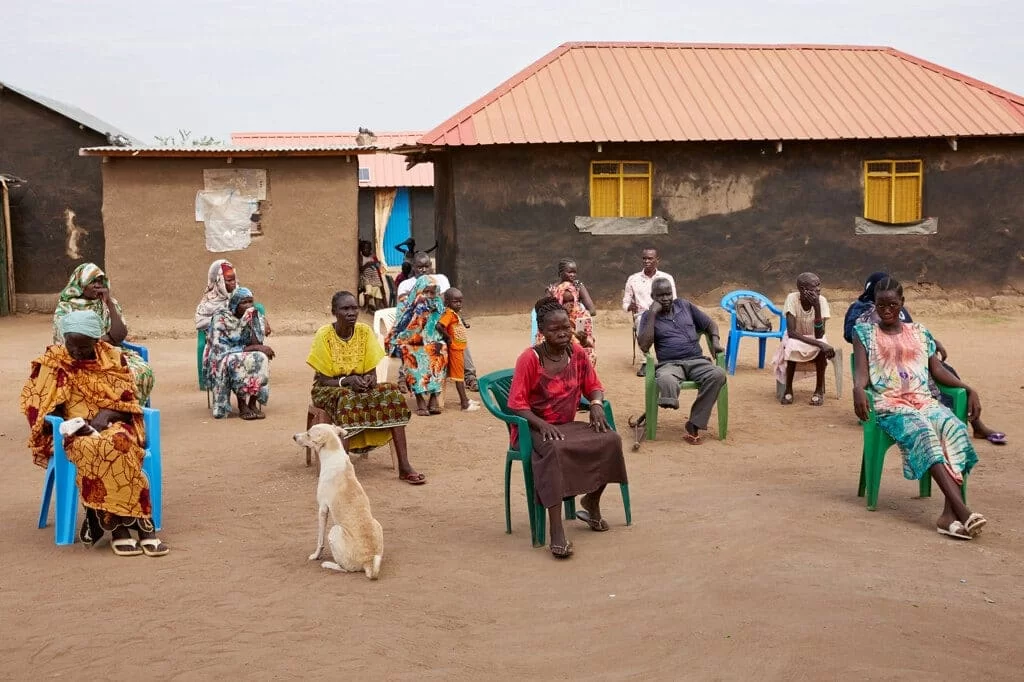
{"left": 21, "top": 310, "right": 169, "bottom": 557}
{"left": 508, "top": 296, "right": 628, "bottom": 559}
{"left": 853, "top": 276, "right": 986, "bottom": 540}
{"left": 307, "top": 291, "right": 425, "bottom": 484}
{"left": 637, "top": 278, "right": 727, "bottom": 445}
{"left": 772, "top": 272, "right": 835, "bottom": 406}
{"left": 53, "top": 263, "right": 154, "bottom": 405}
{"left": 437, "top": 288, "right": 481, "bottom": 411}
{"left": 204, "top": 287, "right": 274, "bottom": 420}
{"left": 622, "top": 247, "right": 677, "bottom": 376}
{"left": 357, "top": 240, "right": 389, "bottom": 312}
{"left": 550, "top": 258, "right": 596, "bottom": 316}
{"left": 844, "top": 271, "right": 1006, "bottom": 445}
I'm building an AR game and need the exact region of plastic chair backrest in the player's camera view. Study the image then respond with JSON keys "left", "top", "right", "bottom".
{"left": 374, "top": 307, "right": 397, "bottom": 344}
{"left": 720, "top": 289, "right": 776, "bottom": 313}
{"left": 121, "top": 341, "right": 149, "bottom": 362}
{"left": 478, "top": 369, "right": 514, "bottom": 421}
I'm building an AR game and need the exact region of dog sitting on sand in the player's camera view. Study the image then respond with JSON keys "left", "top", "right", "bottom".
{"left": 293, "top": 424, "right": 383, "bottom": 579}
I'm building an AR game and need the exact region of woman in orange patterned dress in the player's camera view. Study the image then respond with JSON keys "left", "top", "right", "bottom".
{"left": 21, "top": 310, "right": 169, "bottom": 557}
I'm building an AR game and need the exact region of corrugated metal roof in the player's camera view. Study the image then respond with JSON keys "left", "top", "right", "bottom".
{"left": 231, "top": 132, "right": 434, "bottom": 187}
{"left": 79, "top": 144, "right": 370, "bottom": 157}
{"left": 1, "top": 81, "right": 140, "bottom": 144}
{"left": 419, "top": 42, "right": 1024, "bottom": 145}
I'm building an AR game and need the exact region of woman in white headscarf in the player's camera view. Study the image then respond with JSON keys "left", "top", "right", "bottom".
{"left": 195, "top": 260, "right": 237, "bottom": 331}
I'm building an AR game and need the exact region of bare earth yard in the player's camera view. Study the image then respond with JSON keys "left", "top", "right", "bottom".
{"left": 1, "top": 309, "right": 1022, "bottom": 680}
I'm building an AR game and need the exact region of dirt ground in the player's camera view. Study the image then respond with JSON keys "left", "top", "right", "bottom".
{"left": 1, "top": 307, "right": 1022, "bottom": 680}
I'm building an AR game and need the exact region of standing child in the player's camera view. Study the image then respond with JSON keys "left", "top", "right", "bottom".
{"left": 438, "top": 288, "right": 480, "bottom": 411}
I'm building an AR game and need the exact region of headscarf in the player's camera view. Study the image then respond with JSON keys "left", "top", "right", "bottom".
{"left": 195, "top": 259, "right": 236, "bottom": 330}
{"left": 52, "top": 263, "right": 118, "bottom": 343}
{"left": 59, "top": 310, "right": 105, "bottom": 339}
{"left": 858, "top": 271, "right": 889, "bottom": 303}
{"left": 542, "top": 281, "right": 595, "bottom": 350}
{"left": 230, "top": 286, "right": 253, "bottom": 314}
{"left": 387, "top": 276, "right": 445, "bottom": 350}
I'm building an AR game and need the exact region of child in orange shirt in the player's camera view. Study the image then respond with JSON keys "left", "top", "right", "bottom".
{"left": 437, "top": 288, "right": 480, "bottom": 411}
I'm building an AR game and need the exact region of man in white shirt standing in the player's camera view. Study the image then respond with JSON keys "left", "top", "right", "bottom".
{"left": 622, "top": 247, "right": 677, "bottom": 376}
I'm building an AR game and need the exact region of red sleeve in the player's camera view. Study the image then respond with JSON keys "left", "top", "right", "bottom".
{"left": 507, "top": 349, "right": 539, "bottom": 411}
{"left": 577, "top": 351, "right": 604, "bottom": 397}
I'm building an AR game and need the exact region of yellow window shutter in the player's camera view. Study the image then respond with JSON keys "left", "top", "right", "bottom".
{"left": 591, "top": 177, "right": 619, "bottom": 217}
{"left": 621, "top": 177, "right": 651, "bottom": 217}
{"left": 892, "top": 166, "right": 922, "bottom": 223}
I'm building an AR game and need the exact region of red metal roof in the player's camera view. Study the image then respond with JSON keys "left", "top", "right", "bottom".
{"left": 419, "top": 43, "right": 1024, "bottom": 145}
{"left": 231, "top": 132, "right": 433, "bottom": 187}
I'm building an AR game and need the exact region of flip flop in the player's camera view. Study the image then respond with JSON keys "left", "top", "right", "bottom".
{"left": 139, "top": 537, "right": 170, "bottom": 557}
{"left": 682, "top": 431, "right": 703, "bottom": 445}
{"left": 428, "top": 408, "right": 443, "bottom": 415}
{"left": 399, "top": 472, "right": 427, "bottom": 485}
{"left": 462, "top": 400, "right": 481, "bottom": 412}
{"left": 550, "top": 541, "right": 574, "bottom": 558}
{"left": 414, "top": 409, "right": 430, "bottom": 417}
{"left": 810, "top": 393, "right": 824, "bottom": 407}
{"left": 964, "top": 513, "right": 987, "bottom": 536}
{"left": 937, "top": 520, "right": 972, "bottom": 540}
{"left": 985, "top": 432, "right": 1007, "bottom": 445}
{"left": 111, "top": 537, "right": 143, "bottom": 556}
{"left": 574, "top": 509, "right": 610, "bottom": 532}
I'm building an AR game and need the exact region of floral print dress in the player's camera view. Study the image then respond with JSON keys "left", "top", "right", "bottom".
{"left": 205, "top": 304, "right": 270, "bottom": 418}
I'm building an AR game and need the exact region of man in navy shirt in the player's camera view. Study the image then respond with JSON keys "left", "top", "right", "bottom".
{"left": 637, "top": 278, "right": 727, "bottom": 444}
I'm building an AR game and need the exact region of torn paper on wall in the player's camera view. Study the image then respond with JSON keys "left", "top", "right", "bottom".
{"left": 203, "top": 168, "right": 267, "bottom": 200}
{"left": 196, "top": 190, "right": 256, "bottom": 252}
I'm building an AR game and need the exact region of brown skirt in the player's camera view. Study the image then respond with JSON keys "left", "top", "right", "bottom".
{"left": 531, "top": 422, "right": 628, "bottom": 508}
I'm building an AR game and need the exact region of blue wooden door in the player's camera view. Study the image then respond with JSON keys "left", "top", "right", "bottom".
{"left": 382, "top": 188, "right": 411, "bottom": 267}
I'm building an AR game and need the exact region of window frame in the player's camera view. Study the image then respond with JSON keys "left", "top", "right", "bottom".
{"left": 589, "top": 160, "right": 653, "bottom": 218}
{"left": 863, "top": 159, "right": 923, "bottom": 224}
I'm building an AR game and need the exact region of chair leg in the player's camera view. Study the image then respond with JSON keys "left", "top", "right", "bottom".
{"left": 522, "top": 463, "right": 542, "bottom": 547}
{"left": 857, "top": 454, "right": 866, "bottom": 498}
{"left": 563, "top": 498, "right": 576, "bottom": 520}
{"left": 727, "top": 333, "right": 740, "bottom": 375}
{"left": 143, "top": 409, "right": 162, "bottom": 531}
{"left": 504, "top": 457, "right": 513, "bottom": 535}
{"left": 863, "top": 432, "right": 887, "bottom": 511}
{"left": 918, "top": 475, "right": 932, "bottom": 499}
{"left": 54, "top": 448, "right": 78, "bottom": 546}
{"left": 533, "top": 501, "right": 546, "bottom": 548}
{"left": 620, "top": 483, "right": 632, "bottom": 526}
{"left": 716, "top": 383, "right": 729, "bottom": 440}
{"left": 758, "top": 337, "right": 767, "bottom": 369}
{"left": 38, "top": 457, "right": 56, "bottom": 529}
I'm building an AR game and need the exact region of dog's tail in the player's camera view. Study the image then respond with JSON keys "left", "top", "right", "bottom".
{"left": 366, "top": 554, "right": 382, "bottom": 580}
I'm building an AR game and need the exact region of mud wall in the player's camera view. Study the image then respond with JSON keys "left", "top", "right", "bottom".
{"left": 438, "top": 139, "right": 1024, "bottom": 312}
{"left": 0, "top": 89, "right": 109, "bottom": 294}
{"left": 101, "top": 156, "right": 359, "bottom": 321}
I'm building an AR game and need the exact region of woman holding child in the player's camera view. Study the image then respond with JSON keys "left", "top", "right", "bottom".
{"left": 852, "top": 276, "right": 987, "bottom": 540}
{"left": 205, "top": 287, "right": 273, "bottom": 420}
{"left": 307, "top": 291, "right": 425, "bottom": 484}
{"left": 386, "top": 276, "right": 448, "bottom": 416}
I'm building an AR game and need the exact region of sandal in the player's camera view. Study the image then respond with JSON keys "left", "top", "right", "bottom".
{"left": 414, "top": 409, "right": 430, "bottom": 417}
{"left": 550, "top": 541, "right": 574, "bottom": 558}
{"left": 111, "top": 537, "right": 143, "bottom": 556}
{"left": 399, "top": 472, "right": 427, "bottom": 485}
{"left": 253, "top": 407, "right": 266, "bottom": 420}
{"left": 575, "top": 509, "right": 610, "bottom": 532}
{"left": 964, "top": 513, "right": 987, "bottom": 536}
{"left": 239, "top": 409, "right": 259, "bottom": 421}
{"left": 428, "top": 407, "right": 443, "bottom": 415}
{"left": 983, "top": 432, "right": 1007, "bottom": 445}
{"left": 462, "top": 400, "right": 481, "bottom": 412}
{"left": 780, "top": 393, "right": 794, "bottom": 405}
{"left": 937, "top": 520, "right": 972, "bottom": 540}
{"left": 139, "top": 537, "right": 170, "bottom": 557}
{"left": 810, "top": 393, "right": 824, "bottom": 407}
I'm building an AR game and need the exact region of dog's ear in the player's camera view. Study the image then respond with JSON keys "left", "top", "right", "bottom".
{"left": 333, "top": 425, "right": 348, "bottom": 439}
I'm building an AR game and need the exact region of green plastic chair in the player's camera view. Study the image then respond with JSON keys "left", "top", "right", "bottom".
{"left": 643, "top": 332, "right": 728, "bottom": 441}
{"left": 477, "top": 369, "right": 632, "bottom": 548}
{"left": 198, "top": 302, "right": 266, "bottom": 390}
{"left": 849, "top": 354, "right": 968, "bottom": 510}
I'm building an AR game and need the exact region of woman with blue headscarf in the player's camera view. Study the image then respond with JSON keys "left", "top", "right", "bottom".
{"left": 204, "top": 287, "right": 274, "bottom": 419}
{"left": 385, "top": 275, "right": 448, "bottom": 416}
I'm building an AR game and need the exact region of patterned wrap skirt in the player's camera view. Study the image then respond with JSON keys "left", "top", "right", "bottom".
{"left": 311, "top": 382, "right": 412, "bottom": 451}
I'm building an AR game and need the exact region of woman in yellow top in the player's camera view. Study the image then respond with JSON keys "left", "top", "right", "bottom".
{"left": 307, "top": 291, "right": 425, "bottom": 485}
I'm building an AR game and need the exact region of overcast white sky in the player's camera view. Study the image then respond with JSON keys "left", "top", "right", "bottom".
{"left": 1, "top": 0, "right": 1021, "bottom": 143}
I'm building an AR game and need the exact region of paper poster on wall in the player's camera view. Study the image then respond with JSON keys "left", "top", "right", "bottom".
{"left": 196, "top": 190, "right": 256, "bottom": 252}
{"left": 203, "top": 169, "right": 267, "bottom": 200}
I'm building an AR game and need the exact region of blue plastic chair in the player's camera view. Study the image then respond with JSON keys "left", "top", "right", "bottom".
{"left": 529, "top": 309, "right": 538, "bottom": 343}
{"left": 121, "top": 341, "right": 152, "bottom": 408}
{"left": 38, "top": 408, "right": 163, "bottom": 545}
{"left": 720, "top": 290, "right": 786, "bottom": 375}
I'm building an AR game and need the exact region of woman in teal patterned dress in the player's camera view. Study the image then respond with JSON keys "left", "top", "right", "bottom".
{"left": 852, "top": 276, "right": 986, "bottom": 540}
{"left": 205, "top": 287, "right": 274, "bottom": 419}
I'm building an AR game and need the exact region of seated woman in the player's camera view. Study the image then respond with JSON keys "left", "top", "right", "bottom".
{"left": 853, "top": 276, "right": 986, "bottom": 540}
{"left": 508, "top": 296, "right": 628, "bottom": 559}
{"left": 357, "top": 240, "right": 389, "bottom": 312}
{"left": 204, "top": 287, "right": 274, "bottom": 420}
{"left": 307, "top": 291, "right": 425, "bottom": 484}
{"left": 772, "top": 272, "right": 835, "bottom": 406}
{"left": 53, "top": 263, "right": 154, "bottom": 405}
{"left": 845, "top": 271, "right": 1006, "bottom": 446}
{"left": 549, "top": 257, "right": 597, "bottom": 316}
{"left": 386, "top": 276, "right": 448, "bottom": 416}
{"left": 195, "top": 260, "right": 271, "bottom": 334}
{"left": 540, "top": 281, "right": 596, "bottom": 367}
{"left": 21, "top": 310, "right": 168, "bottom": 556}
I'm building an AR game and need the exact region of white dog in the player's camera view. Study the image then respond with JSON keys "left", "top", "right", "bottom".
{"left": 293, "top": 424, "right": 383, "bottom": 579}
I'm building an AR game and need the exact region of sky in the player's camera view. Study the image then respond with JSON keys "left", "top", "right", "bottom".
{"left": 1, "top": 0, "right": 1021, "bottom": 144}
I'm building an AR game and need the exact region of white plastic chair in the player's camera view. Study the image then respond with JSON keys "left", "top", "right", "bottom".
{"left": 373, "top": 307, "right": 397, "bottom": 384}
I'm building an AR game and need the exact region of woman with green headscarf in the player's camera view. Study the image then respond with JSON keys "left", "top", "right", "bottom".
{"left": 52, "top": 263, "right": 154, "bottom": 405}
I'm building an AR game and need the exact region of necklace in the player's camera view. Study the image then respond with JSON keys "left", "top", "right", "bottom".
{"left": 334, "top": 323, "right": 355, "bottom": 342}
{"left": 541, "top": 342, "right": 567, "bottom": 363}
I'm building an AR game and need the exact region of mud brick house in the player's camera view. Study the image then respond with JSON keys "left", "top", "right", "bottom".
{"left": 0, "top": 82, "right": 135, "bottom": 312}
{"left": 232, "top": 131, "right": 434, "bottom": 270}
{"left": 79, "top": 145, "right": 368, "bottom": 321}
{"left": 411, "top": 42, "right": 1024, "bottom": 311}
